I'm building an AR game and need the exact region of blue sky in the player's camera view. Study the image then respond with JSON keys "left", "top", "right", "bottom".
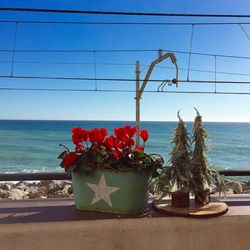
{"left": 1, "top": 0, "right": 250, "bottom": 121}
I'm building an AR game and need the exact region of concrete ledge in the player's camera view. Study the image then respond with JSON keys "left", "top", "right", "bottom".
{"left": 0, "top": 195, "right": 250, "bottom": 250}
{"left": 0, "top": 216, "right": 250, "bottom": 250}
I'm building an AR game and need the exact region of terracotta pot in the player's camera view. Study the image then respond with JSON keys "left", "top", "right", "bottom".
{"left": 195, "top": 192, "right": 210, "bottom": 206}
{"left": 171, "top": 191, "right": 190, "bottom": 207}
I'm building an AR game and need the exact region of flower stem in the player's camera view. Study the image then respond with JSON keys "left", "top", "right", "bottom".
{"left": 59, "top": 144, "right": 70, "bottom": 152}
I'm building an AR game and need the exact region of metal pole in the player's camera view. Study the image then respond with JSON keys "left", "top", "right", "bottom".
{"left": 135, "top": 60, "right": 140, "bottom": 146}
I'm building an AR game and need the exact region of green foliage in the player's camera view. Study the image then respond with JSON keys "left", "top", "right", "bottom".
{"left": 57, "top": 150, "right": 68, "bottom": 160}
{"left": 154, "top": 109, "right": 226, "bottom": 202}
{"left": 191, "top": 108, "right": 226, "bottom": 204}
{"left": 59, "top": 146, "right": 164, "bottom": 176}
{"left": 155, "top": 111, "right": 192, "bottom": 197}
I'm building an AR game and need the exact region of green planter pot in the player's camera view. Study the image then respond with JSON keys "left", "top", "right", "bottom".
{"left": 71, "top": 169, "right": 152, "bottom": 214}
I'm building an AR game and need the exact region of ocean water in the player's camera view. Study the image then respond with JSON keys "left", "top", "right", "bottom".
{"left": 0, "top": 120, "right": 250, "bottom": 173}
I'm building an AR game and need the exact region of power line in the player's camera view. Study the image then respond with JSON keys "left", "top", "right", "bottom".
{"left": 187, "top": 24, "right": 194, "bottom": 81}
{"left": 239, "top": 24, "right": 250, "bottom": 41}
{"left": 1, "top": 48, "right": 250, "bottom": 60}
{"left": 0, "top": 49, "right": 157, "bottom": 53}
{"left": 1, "top": 59, "right": 250, "bottom": 77}
{"left": 1, "top": 20, "right": 250, "bottom": 26}
{"left": 10, "top": 22, "right": 18, "bottom": 77}
{"left": 93, "top": 51, "right": 97, "bottom": 91}
{"left": 1, "top": 75, "right": 250, "bottom": 85}
{"left": 1, "top": 7, "right": 250, "bottom": 18}
{"left": 1, "top": 49, "right": 160, "bottom": 53}
{"left": 0, "top": 87, "right": 250, "bottom": 95}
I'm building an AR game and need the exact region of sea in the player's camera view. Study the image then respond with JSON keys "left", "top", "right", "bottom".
{"left": 0, "top": 120, "right": 250, "bottom": 174}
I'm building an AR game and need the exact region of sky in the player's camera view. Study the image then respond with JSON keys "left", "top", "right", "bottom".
{"left": 1, "top": 0, "right": 250, "bottom": 121}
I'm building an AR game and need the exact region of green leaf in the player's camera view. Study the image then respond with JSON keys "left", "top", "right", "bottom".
{"left": 60, "top": 161, "right": 65, "bottom": 168}
{"left": 57, "top": 151, "right": 68, "bottom": 159}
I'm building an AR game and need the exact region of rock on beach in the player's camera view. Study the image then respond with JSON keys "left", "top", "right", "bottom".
{"left": 224, "top": 180, "right": 249, "bottom": 194}
{"left": 0, "top": 180, "right": 74, "bottom": 200}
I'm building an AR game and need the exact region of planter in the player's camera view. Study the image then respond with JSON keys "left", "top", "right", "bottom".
{"left": 71, "top": 169, "right": 152, "bottom": 214}
{"left": 171, "top": 191, "right": 190, "bottom": 207}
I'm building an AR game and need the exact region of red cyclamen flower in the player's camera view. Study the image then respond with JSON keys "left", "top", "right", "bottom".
{"left": 127, "top": 137, "right": 134, "bottom": 147}
{"left": 114, "top": 127, "right": 126, "bottom": 141}
{"left": 63, "top": 152, "right": 78, "bottom": 167}
{"left": 124, "top": 125, "right": 137, "bottom": 138}
{"left": 104, "top": 135, "right": 116, "bottom": 150}
{"left": 72, "top": 127, "right": 90, "bottom": 145}
{"left": 90, "top": 128, "right": 108, "bottom": 145}
{"left": 139, "top": 129, "right": 149, "bottom": 142}
{"left": 113, "top": 149, "right": 121, "bottom": 158}
{"left": 89, "top": 128, "right": 99, "bottom": 143}
{"left": 97, "top": 128, "right": 108, "bottom": 144}
{"left": 135, "top": 145, "right": 144, "bottom": 151}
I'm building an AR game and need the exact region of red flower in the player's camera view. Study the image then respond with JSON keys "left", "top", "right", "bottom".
{"left": 127, "top": 137, "right": 134, "bottom": 147}
{"left": 90, "top": 128, "right": 108, "bottom": 145}
{"left": 114, "top": 127, "right": 126, "bottom": 141}
{"left": 116, "top": 141, "right": 126, "bottom": 149}
{"left": 90, "top": 128, "right": 99, "bottom": 143}
{"left": 71, "top": 127, "right": 82, "bottom": 135}
{"left": 63, "top": 152, "right": 78, "bottom": 167}
{"left": 72, "top": 127, "right": 90, "bottom": 145}
{"left": 113, "top": 149, "right": 121, "bottom": 158}
{"left": 99, "top": 128, "right": 108, "bottom": 137}
{"left": 104, "top": 135, "right": 116, "bottom": 150}
{"left": 72, "top": 127, "right": 84, "bottom": 145}
{"left": 124, "top": 125, "right": 137, "bottom": 138}
{"left": 139, "top": 129, "right": 149, "bottom": 142}
{"left": 135, "top": 146, "right": 144, "bottom": 151}
{"left": 97, "top": 128, "right": 108, "bottom": 144}
{"left": 82, "top": 129, "right": 90, "bottom": 141}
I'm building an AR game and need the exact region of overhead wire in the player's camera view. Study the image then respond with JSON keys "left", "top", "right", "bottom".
{"left": 93, "top": 51, "right": 97, "bottom": 91}
{"left": 0, "top": 48, "right": 250, "bottom": 60}
{"left": 10, "top": 22, "right": 18, "bottom": 77}
{"left": 1, "top": 75, "right": 250, "bottom": 85}
{"left": 2, "top": 7, "right": 250, "bottom": 18}
{"left": 2, "top": 20, "right": 250, "bottom": 26}
{"left": 0, "top": 87, "right": 250, "bottom": 95}
{"left": 187, "top": 24, "right": 194, "bottom": 81}
{"left": 0, "top": 59, "right": 250, "bottom": 77}
{"left": 0, "top": 9, "right": 250, "bottom": 95}
{"left": 214, "top": 55, "right": 217, "bottom": 93}
{"left": 239, "top": 24, "right": 250, "bottom": 41}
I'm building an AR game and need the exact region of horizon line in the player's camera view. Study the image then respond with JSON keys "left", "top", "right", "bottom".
{"left": 0, "top": 118, "right": 250, "bottom": 123}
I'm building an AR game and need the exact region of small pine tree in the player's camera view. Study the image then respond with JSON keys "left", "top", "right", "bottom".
{"left": 156, "top": 111, "right": 192, "bottom": 196}
{"left": 191, "top": 108, "right": 225, "bottom": 204}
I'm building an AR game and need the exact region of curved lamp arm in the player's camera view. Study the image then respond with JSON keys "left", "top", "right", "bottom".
{"left": 137, "top": 52, "right": 178, "bottom": 100}
{"left": 135, "top": 51, "right": 178, "bottom": 146}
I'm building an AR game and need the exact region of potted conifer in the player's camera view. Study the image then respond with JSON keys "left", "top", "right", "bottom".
{"left": 191, "top": 109, "right": 225, "bottom": 205}
{"left": 156, "top": 111, "right": 192, "bottom": 207}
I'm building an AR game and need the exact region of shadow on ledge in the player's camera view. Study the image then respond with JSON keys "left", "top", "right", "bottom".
{"left": 0, "top": 198, "right": 160, "bottom": 224}
{"left": 0, "top": 195, "right": 250, "bottom": 224}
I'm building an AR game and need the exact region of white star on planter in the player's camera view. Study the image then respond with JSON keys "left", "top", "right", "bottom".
{"left": 86, "top": 174, "right": 120, "bottom": 208}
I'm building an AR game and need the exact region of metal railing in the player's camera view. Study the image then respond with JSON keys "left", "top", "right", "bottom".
{"left": 0, "top": 172, "right": 70, "bottom": 181}
{"left": 0, "top": 170, "right": 249, "bottom": 182}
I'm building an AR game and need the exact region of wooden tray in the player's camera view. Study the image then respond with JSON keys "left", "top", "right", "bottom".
{"left": 152, "top": 197, "right": 228, "bottom": 218}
